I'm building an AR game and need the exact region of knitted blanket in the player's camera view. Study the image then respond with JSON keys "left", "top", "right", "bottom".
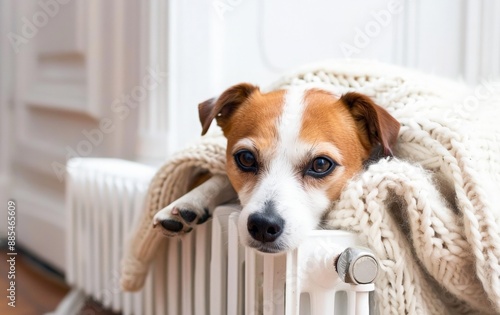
{"left": 121, "top": 60, "right": 500, "bottom": 314}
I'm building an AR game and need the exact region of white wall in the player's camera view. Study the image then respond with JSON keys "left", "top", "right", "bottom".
{"left": 165, "top": 0, "right": 500, "bottom": 153}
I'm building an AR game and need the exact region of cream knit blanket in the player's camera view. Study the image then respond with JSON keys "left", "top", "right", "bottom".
{"left": 121, "top": 60, "right": 500, "bottom": 314}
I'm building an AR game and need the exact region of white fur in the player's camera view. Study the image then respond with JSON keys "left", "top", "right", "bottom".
{"left": 237, "top": 87, "right": 340, "bottom": 251}
{"left": 233, "top": 138, "right": 255, "bottom": 152}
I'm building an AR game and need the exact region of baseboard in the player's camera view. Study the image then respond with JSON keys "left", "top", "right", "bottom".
{"left": 44, "top": 289, "right": 86, "bottom": 315}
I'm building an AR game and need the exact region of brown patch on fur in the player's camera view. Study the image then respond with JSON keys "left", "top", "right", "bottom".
{"left": 340, "top": 92, "right": 400, "bottom": 156}
{"left": 300, "top": 89, "right": 369, "bottom": 201}
{"left": 188, "top": 171, "right": 212, "bottom": 190}
{"left": 223, "top": 89, "right": 286, "bottom": 192}
{"left": 198, "top": 83, "right": 259, "bottom": 135}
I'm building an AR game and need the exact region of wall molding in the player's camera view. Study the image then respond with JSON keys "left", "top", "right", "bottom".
{"left": 479, "top": 0, "right": 500, "bottom": 80}
{"left": 24, "top": 80, "right": 88, "bottom": 114}
{"left": 14, "top": 189, "right": 66, "bottom": 271}
{"left": 85, "top": 0, "right": 104, "bottom": 119}
{"left": 136, "top": 0, "right": 169, "bottom": 162}
{"left": 464, "top": 0, "right": 483, "bottom": 84}
{"left": 463, "top": 0, "right": 500, "bottom": 84}
{"left": 8, "top": 0, "right": 143, "bottom": 271}
{"left": 17, "top": 139, "right": 66, "bottom": 181}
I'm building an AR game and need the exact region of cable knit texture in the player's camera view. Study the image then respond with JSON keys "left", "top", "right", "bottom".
{"left": 121, "top": 60, "right": 500, "bottom": 314}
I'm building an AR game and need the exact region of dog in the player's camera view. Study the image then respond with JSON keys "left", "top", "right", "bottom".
{"left": 153, "top": 83, "right": 400, "bottom": 254}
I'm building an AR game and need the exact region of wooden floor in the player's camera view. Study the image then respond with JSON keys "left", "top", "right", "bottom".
{"left": 0, "top": 247, "right": 119, "bottom": 315}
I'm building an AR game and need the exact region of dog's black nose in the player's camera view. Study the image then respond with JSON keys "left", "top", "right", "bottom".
{"left": 247, "top": 212, "right": 284, "bottom": 243}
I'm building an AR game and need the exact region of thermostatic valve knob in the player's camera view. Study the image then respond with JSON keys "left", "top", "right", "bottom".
{"left": 335, "top": 247, "right": 378, "bottom": 285}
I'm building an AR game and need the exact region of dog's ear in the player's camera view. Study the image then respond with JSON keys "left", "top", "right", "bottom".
{"left": 198, "top": 83, "right": 259, "bottom": 135}
{"left": 340, "top": 92, "right": 400, "bottom": 156}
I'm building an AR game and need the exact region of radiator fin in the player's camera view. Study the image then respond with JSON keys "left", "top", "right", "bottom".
{"left": 66, "top": 158, "right": 374, "bottom": 315}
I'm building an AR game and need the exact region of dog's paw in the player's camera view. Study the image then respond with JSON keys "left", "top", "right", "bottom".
{"left": 153, "top": 202, "right": 211, "bottom": 237}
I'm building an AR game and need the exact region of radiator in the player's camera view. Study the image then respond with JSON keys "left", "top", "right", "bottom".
{"left": 65, "top": 158, "right": 376, "bottom": 315}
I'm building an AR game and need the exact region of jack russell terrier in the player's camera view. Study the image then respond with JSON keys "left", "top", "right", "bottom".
{"left": 153, "top": 83, "right": 400, "bottom": 254}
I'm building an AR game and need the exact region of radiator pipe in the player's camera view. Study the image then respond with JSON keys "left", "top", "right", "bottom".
{"left": 335, "top": 247, "right": 378, "bottom": 285}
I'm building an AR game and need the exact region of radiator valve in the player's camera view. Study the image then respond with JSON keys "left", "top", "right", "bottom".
{"left": 335, "top": 247, "right": 378, "bottom": 285}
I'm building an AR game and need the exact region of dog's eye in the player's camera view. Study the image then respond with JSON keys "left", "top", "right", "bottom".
{"left": 234, "top": 150, "right": 257, "bottom": 172}
{"left": 306, "top": 157, "right": 336, "bottom": 178}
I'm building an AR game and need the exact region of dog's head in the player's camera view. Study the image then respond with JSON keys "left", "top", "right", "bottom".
{"left": 199, "top": 83, "right": 400, "bottom": 253}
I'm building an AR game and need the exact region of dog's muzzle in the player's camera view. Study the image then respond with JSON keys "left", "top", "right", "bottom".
{"left": 247, "top": 211, "right": 284, "bottom": 243}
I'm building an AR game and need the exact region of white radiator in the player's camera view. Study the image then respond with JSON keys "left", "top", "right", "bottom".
{"left": 65, "top": 158, "right": 376, "bottom": 315}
